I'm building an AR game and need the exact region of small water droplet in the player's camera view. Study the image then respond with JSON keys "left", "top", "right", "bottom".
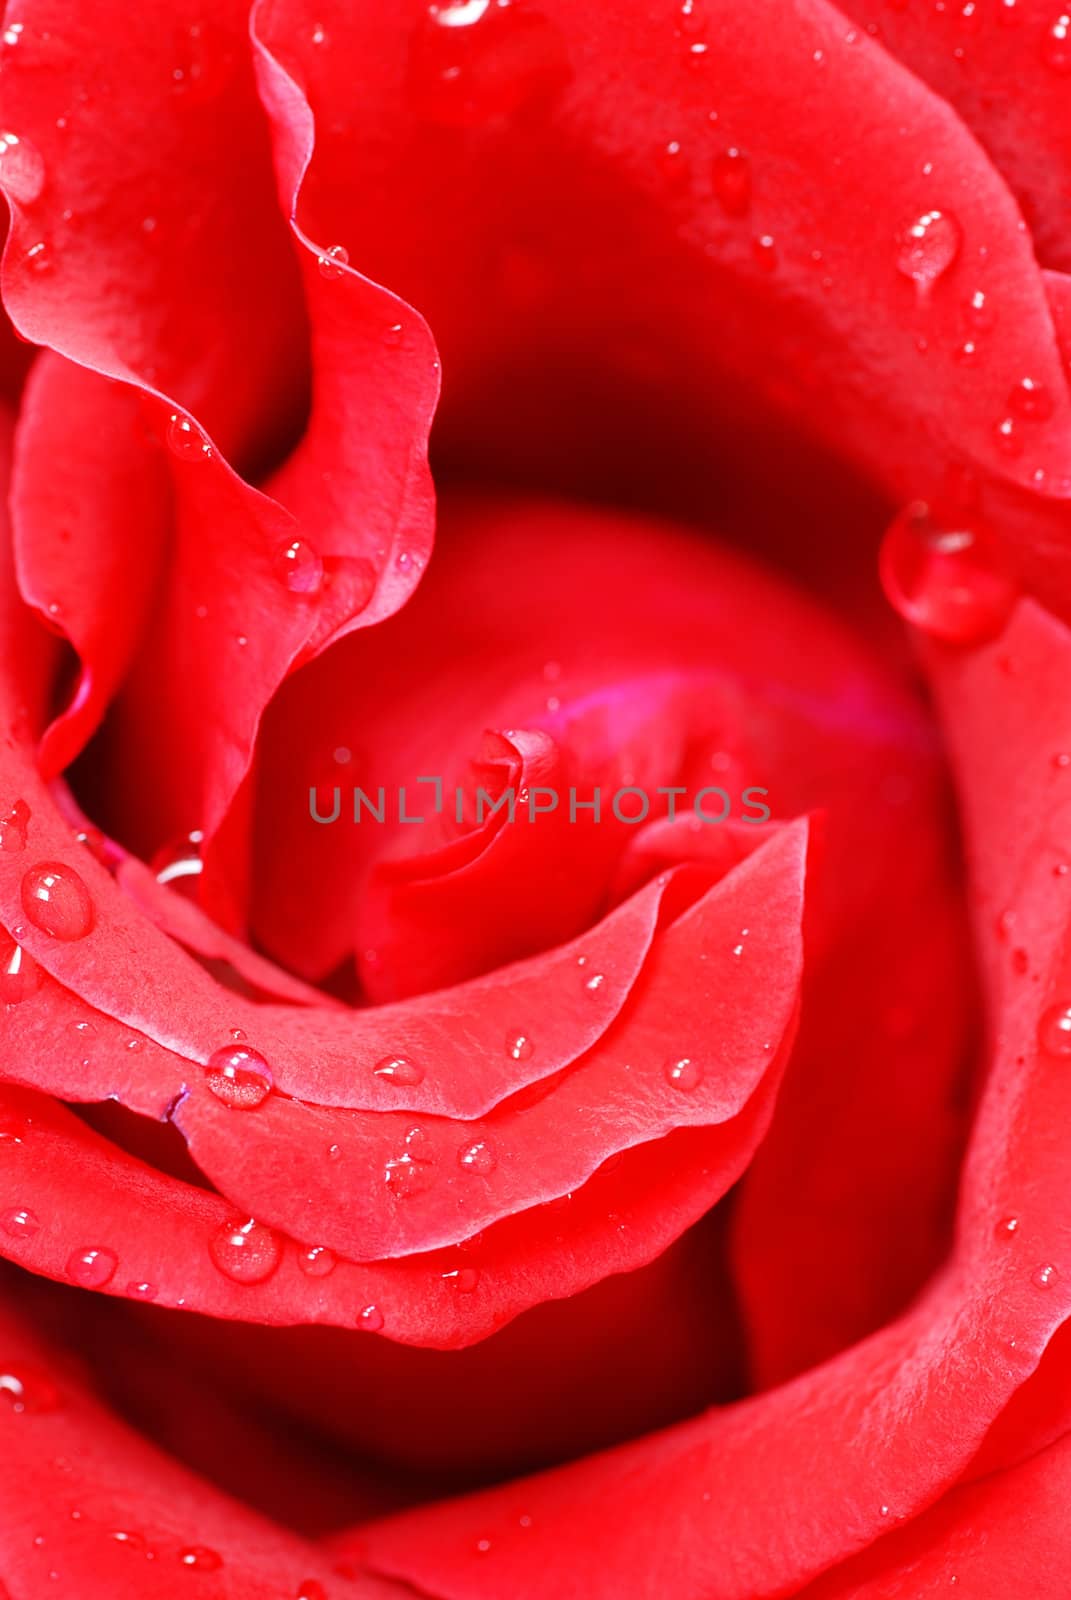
{"left": 1, "top": 937, "right": 41, "bottom": 1003}
{"left": 409, "top": 0, "right": 569, "bottom": 127}
{"left": 752, "top": 234, "right": 777, "bottom": 272}
{"left": 20, "top": 861, "right": 94, "bottom": 940}
{"left": 506, "top": 1031, "right": 534, "bottom": 1062}
{"left": 584, "top": 971, "right": 606, "bottom": 994}
{"left": 297, "top": 1245, "right": 337, "bottom": 1277}
{"left": 179, "top": 1546, "right": 223, "bottom": 1571}
{"left": 204, "top": 1045, "right": 273, "bottom": 1110}
{"left": 458, "top": 1139, "right": 497, "bottom": 1175}
{"left": 317, "top": 244, "right": 349, "bottom": 280}
{"left": 209, "top": 1218, "right": 282, "bottom": 1284}
{"left": 664, "top": 1056, "right": 703, "bottom": 1091}
{"left": 1040, "top": 1003, "right": 1071, "bottom": 1056}
{"left": 443, "top": 1265, "right": 481, "bottom": 1292}
{"left": 0, "top": 799, "right": 30, "bottom": 852}
{"left": 67, "top": 1246, "right": 118, "bottom": 1289}
{"left": 962, "top": 289, "right": 995, "bottom": 331}
{"left": 373, "top": 1054, "right": 425, "bottom": 1086}
{"left": 1043, "top": 11, "right": 1071, "bottom": 70}
{"left": 327, "top": 1142, "right": 342, "bottom": 1161}
{"left": 896, "top": 210, "right": 962, "bottom": 291}
{"left": 110, "top": 1530, "right": 146, "bottom": 1552}
{"left": 1, "top": 1207, "right": 39, "bottom": 1238}
{"left": 0, "top": 130, "right": 45, "bottom": 203}
{"left": 879, "top": 502, "right": 1016, "bottom": 644}
{"left": 996, "top": 1216, "right": 1020, "bottom": 1239}
{"left": 384, "top": 1151, "right": 434, "bottom": 1199}
{"left": 993, "top": 416, "right": 1022, "bottom": 457}
{"left": 277, "top": 538, "right": 325, "bottom": 595}
{"left": 1033, "top": 1262, "right": 1059, "bottom": 1289}
{"left": 0, "top": 1364, "right": 60, "bottom": 1414}
{"left": 126, "top": 1281, "right": 158, "bottom": 1300}
{"left": 166, "top": 413, "right": 212, "bottom": 462}
{"left": 358, "top": 1303, "right": 384, "bottom": 1331}
{"left": 297, "top": 1582, "right": 327, "bottom": 1600}
{"left": 1008, "top": 377, "right": 1054, "bottom": 421}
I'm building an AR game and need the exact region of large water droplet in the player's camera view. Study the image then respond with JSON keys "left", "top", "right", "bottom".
{"left": 297, "top": 1244, "right": 337, "bottom": 1277}
{"left": 0, "top": 130, "right": 45, "bottom": 203}
{"left": 317, "top": 244, "right": 349, "bottom": 280}
{"left": 443, "top": 1265, "right": 481, "bottom": 1292}
{"left": 895, "top": 210, "right": 962, "bottom": 292}
{"left": 277, "top": 538, "right": 325, "bottom": 595}
{"left": 179, "top": 1546, "right": 223, "bottom": 1571}
{"left": 151, "top": 829, "right": 204, "bottom": 895}
{"left": 1033, "top": 1262, "right": 1059, "bottom": 1289}
{"left": 505, "top": 1031, "right": 534, "bottom": 1062}
{"left": 166, "top": 412, "right": 213, "bottom": 462}
{"left": 1042, "top": 11, "right": 1071, "bottom": 71}
{"left": 209, "top": 1218, "right": 282, "bottom": 1284}
{"left": 358, "top": 1303, "right": 385, "bottom": 1331}
{"left": 1039, "top": 1003, "right": 1071, "bottom": 1057}
{"left": 20, "top": 861, "right": 94, "bottom": 940}
{"left": 204, "top": 1045, "right": 273, "bottom": 1110}
{"left": 384, "top": 1151, "right": 434, "bottom": 1199}
{"left": 1, "top": 937, "right": 41, "bottom": 1003}
{"left": 711, "top": 148, "right": 751, "bottom": 217}
{"left": 67, "top": 1246, "right": 118, "bottom": 1289}
{"left": 879, "top": 502, "right": 1016, "bottom": 644}
{"left": 1, "top": 1207, "right": 40, "bottom": 1238}
{"left": 373, "top": 1054, "right": 425, "bottom": 1086}
{"left": 409, "top": 0, "right": 569, "bottom": 127}
{"left": 458, "top": 1139, "right": 497, "bottom": 1175}
{"left": 664, "top": 1056, "right": 703, "bottom": 1091}
{"left": 0, "top": 799, "right": 30, "bottom": 852}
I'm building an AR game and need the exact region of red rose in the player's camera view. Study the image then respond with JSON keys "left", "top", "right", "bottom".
{"left": 1, "top": 0, "right": 1071, "bottom": 1595}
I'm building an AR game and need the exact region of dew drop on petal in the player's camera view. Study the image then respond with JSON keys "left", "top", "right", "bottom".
{"left": 0, "top": 130, "right": 45, "bottom": 203}
{"left": 993, "top": 416, "right": 1022, "bottom": 457}
{"left": 150, "top": 830, "right": 204, "bottom": 894}
{"left": 1, "top": 1207, "right": 39, "bottom": 1238}
{"left": 506, "top": 1031, "right": 534, "bottom": 1062}
{"left": 0, "top": 1364, "right": 60, "bottom": 1414}
{"left": 1042, "top": 11, "right": 1071, "bottom": 71}
{"left": 317, "top": 244, "right": 349, "bottom": 280}
{"left": 664, "top": 1056, "right": 703, "bottom": 1091}
{"left": 204, "top": 1045, "right": 274, "bottom": 1110}
{"left": 895, "top": 209, "right": 961, "bottom": 291}
{"left": 179, "top": 1547, "right": 223, "bottom": 1571}
{"left": 458, "top": 1139, "right": 497, "bottom": 1175}
{"left": 879, "top": 502, "right": 1016, "bottom": 645}
{"left": 409, "top": 0, "right": 569, "bottom": 128}
{"left": 277, "top": 538, "right": 325, "bottom": 595}
{"left": 209, "top": 1218, "right": 282, "bottom": 1285}
{"left": 0, "top": 799, "right": 30, "bottom": 853}
{"left": 373, "top": 1054, "right": 425, "bottom": 1086}
{"left": 1033, "top": 1262, "right": 1059, "bottom": 1289}
{"left": 358, "top": 1303, "right": 384, "bottom": 1331}
{"left": 752, "top": 234, "right": 777, "bottom": 273}
{"left": 1039, "top": 1003, "right": 1071, "bottom": 1057}
{"left": 1008, "top": 377, "right": 1054, "bottom": 421}
{"left": 297, "top": 1245, "right": 337, "bottom": 1278}
{"left": 711, "top": 147, "right": 751, "bottom": 216}
{"left": 166, "top": 413, "right": 212, "bottom": 462}
{"left": 963, "top": 289, "right": 995, "bottom": 331}
{"left": 384, "top": 1152, "right": 434, "bottom": 1199}
{"left": 127, "top": 1281, "right": 158, "bottom": 1300}
{"left": 20, "top": 861, "right": 94, "bottom": 941}
{"left": 1, "top": 937, "right": 41, "bottom": 1004}
{"left": 67, "top": 1246, "right": 118, "bottom": 1289}
{"left": 996, "top": 1216, "right": 1020, "bottom": 1240}
{"left": 443, "top": 1265, "right": 481, "bottom": 1292}
{"left": 297, "top": 1582, "right": 328, "bottom": 1600}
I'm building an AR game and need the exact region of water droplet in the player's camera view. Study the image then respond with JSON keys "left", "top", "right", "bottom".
{"left": 67, "top": 1246, "right": 118, "bottom": 1289}
{"left": 204, "top": 1045, "right": 273, "bottom": 1110}
{"left": 584, "top": 971, "right": 606, "bottom": 994}
{"left": 506, "top": 1031, "right": 534, "bottom": 1062}
{"left": 20, "top": 861, "right": 94, "bottom": 941}
{"left": 179, "top": 1547, "right": 223, "bottom": 1571}
{"left": 443, "top": 1265, "right": 481, "bottom": 1292}
{"left": 996, "top": 1215, "right": 1020, "bottom": 1239}
{"left": 209, "top": 1218, "right": 282, "bottom": 1284}
{"left": 0, "top": 1364, "right": 60, "bottom": 1414}
{"left": 458, "top": 1139, "right": 497, "bottom": 1175}
{"left": 166, "top": 413, "right": 212, "bottom": 462}
{"left": 358, "top": 1303, "right": 384, "bottom": 1331}
{"left": 297, "top": 1582, "right": 327, "bottom": 1600}
{"left": 1, "top": 936, "right": 41, "bottom": 1003}
{"left": 962, "top": 289, "right": 995, "bottom": 331}
{"left": 373, "top": 1054, "right": 425, "bottom": 1086}
{"left": 1008, "top": 377, "right": 1054, "bottom": 421}
{"left": 1, "top": 1207, "right": 39, "bottom": 1238}
{"left": 752, "top": 234, "right": 777, "bottom": 272}
{"left": 126, "top": 1281, "right": 158, "bottom": 1300}
{"left": 0, "top": 799, "right": 30, "bottom": 852}
{"left": 277, "top": 538, "right": 325, "bottom": 595}
{"left": 664, "top": 1056, "right": 703, "bottom": 1090}
{"left": 297, "top": 1245, "right": 337, "bottom": 1277}
{"left": 1033, "top": 1262, "right": 1059, "bottom": 1289}
{"left": 1043, "top": 12, "right": 1071, "bottom": 71}
{"left": 879, "top": 502, "right": 1016, "bottom": 644}
{"left": 658, "top": 139, "right": 686, "bottom": 184}
{"left": 110, "top": 1530, "right": 147, "bottom": 1552}
{"left": 1040, "top": 1003, "right": 1071, "bottom": 1056}
{"left": 895, "top": 210, "right": 962, "bottom": 292}
{"left": 327, "top": 1142, "right": 342, "bottom": 1161}
{"left": 409, "top": 0, "right": 569, "bottom": 127}
{"left": 317, "top": 244, "right": 349, "bottom": 280}
{"left": 0, "top": 130, "right": 45, "bottom": 203}
{"left": 993, "top": 416, "right": 1022, "bottom": 457}
{"left": 384, "top": 1151, "right": 434, "bottom": 1199}
{"left": 24, "top": 240, "right": 51, "bottom": 275}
